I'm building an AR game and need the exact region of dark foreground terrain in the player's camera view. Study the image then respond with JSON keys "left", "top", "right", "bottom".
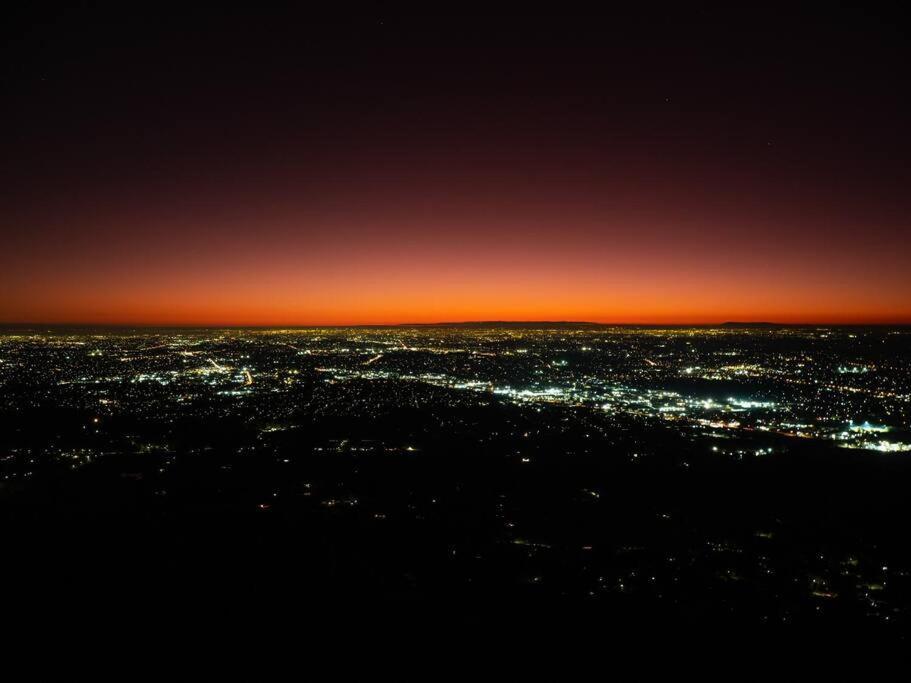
{"left": 2, "top": 325, "right": 910, "bottom": 641}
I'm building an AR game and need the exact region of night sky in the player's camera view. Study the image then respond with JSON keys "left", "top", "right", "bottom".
{"left": 3, "top": 6, "right": 909, "bottom": 325}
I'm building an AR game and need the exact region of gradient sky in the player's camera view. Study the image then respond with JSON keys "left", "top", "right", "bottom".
{"left": 3, "top": 8, "right": 909, "bottom": 325}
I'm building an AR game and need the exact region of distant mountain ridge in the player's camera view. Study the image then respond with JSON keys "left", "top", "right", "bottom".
{"left": 402, "top": 321, "right": 606, "bottom": 329}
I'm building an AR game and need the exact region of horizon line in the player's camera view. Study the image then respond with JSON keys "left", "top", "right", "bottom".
{"left": 2, "top": 319, "right": 910, "bottom": 329}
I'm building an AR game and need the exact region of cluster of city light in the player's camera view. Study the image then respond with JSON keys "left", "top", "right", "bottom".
{"left": 6, "top": 327, "right": 909, "bottom": 460}
{"left": 305, "top": 354, "right": 911, "bottom": 455}
{"left": 841, "top": 440, "right": 911, "bottom": 453}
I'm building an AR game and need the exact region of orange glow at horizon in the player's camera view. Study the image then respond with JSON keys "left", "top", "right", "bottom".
{"left": 5, "top": 196, "right": 910, "bottom": 326}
